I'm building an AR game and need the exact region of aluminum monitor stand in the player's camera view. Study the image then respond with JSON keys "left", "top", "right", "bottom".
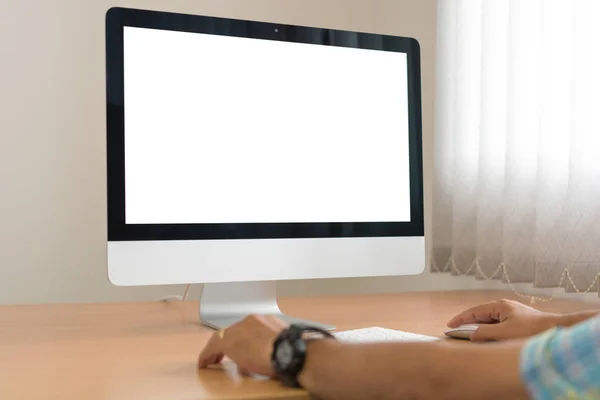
{"left": 199, "top": 281, "right": 335, "bottom": 331}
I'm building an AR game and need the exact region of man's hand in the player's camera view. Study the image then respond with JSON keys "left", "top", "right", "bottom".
{"left": 198, "top": 315, "right": 287, "bottom": 377}
{"left": 197, "top": 312, "right": 530, "bottom": 400}
{"left": 447, "top": 299, "right": 558, "bottom": 342}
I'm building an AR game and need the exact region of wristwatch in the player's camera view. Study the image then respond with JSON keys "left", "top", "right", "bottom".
{"left": 271, "top": 324, "right": 336, "bottom": 388}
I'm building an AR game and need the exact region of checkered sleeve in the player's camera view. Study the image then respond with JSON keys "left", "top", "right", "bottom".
{"left": 519, "top": 315, "right": 600, "bottom": 400}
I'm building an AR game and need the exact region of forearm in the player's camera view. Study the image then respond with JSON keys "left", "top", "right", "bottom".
{"left": 299, "top": 340, "right": 529, "bottom": 400}
{"left": 555, "top": 310, "right": 599, "bottom": 327}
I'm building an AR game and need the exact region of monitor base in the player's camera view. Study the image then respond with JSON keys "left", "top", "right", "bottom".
{"left": 199, "top": 281, "right": 335, "bottom": 331}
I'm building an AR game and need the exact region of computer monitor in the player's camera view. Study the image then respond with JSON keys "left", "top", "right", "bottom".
{"left": 105, "top": 7, "right": 424, "bottom": 330}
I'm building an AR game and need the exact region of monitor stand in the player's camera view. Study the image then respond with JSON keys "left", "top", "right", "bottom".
{"left": 199, "top": 281, "right": 335, "bottom": 331}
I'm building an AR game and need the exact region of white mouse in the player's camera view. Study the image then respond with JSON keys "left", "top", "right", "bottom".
{"left": 444, "top": 324, "right": 479, "bottom": 340}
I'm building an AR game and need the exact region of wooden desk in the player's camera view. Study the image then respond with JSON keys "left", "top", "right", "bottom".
{"left": 0, "top": 290, "right": 592, "bottom": 399}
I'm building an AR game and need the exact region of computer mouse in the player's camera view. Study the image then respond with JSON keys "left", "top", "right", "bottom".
{"left": 443, "top": 324, "right": 479, "bottom": 340}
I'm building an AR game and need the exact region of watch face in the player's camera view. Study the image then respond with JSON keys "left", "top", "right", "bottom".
{"left": 276, "top": 341, "right": 294, "bottom": 369}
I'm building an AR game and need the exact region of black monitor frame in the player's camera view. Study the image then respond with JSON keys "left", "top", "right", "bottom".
{"left": 106, "top": 7, "right": 424, "bottom": 241}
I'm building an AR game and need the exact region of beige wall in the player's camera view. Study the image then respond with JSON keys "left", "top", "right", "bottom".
{"left": 0, "top": 0, "right": 492, "bottom": 305}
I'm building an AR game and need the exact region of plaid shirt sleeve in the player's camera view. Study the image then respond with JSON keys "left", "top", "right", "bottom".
{"left": 519, "top": 314, "right": 600, "bottom": 399}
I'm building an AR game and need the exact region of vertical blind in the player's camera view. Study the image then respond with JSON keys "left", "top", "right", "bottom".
{"left": 432, "top": 0, "right": 600, "bottom": 297}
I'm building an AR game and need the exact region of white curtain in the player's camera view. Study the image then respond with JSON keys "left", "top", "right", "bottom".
{"left": 432, "top": 0, "right": 600, "bottom": 296}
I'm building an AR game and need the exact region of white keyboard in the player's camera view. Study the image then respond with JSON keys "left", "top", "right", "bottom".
{"left": 334, "top": 327, "right": 439, "bottom": 343}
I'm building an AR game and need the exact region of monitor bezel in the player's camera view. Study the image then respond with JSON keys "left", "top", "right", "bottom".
{"left": 106, "top": 7, "right": 424, "bottom": 241}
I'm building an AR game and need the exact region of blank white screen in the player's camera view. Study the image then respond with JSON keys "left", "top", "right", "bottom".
{"left": 123, "top": 26, "right": 411, "bottom": 224}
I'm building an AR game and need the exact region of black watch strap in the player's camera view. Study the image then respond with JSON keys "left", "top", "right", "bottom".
{"left": 271, "top": 324, "right": 335, "bottom": 388}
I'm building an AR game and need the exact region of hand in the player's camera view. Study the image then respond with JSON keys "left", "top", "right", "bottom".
{"left": 447, "top": 299, "right": 558, "bottom": 342}
{"left": 198, "top": 315, "right": 287, "bottom": 377}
